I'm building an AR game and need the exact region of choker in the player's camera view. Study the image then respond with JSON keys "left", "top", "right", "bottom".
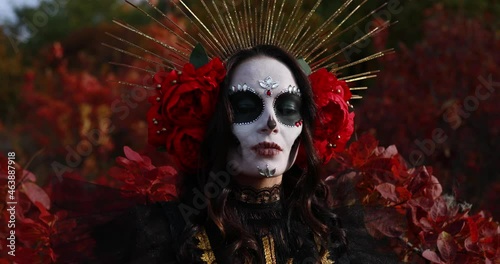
{"left": 232, "top": 184, "right": 281, "bottom": 204}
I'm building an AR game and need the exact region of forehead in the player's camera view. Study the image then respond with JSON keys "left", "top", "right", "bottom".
{"left": 230, "top": 56, "right": 297, "bottom": 94}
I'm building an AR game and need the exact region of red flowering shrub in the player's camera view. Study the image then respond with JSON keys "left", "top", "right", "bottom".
{"left": 108, "top": 146, "right": 178, "bottom": 203}
{"left": 327, "top": 134, "right": 500, "bottom": 263}
{"left": 0, "top": 144, "right": 178, "bottom": 263}
{"left": 12, "top": 41, "right": 121, "bottom": 182}
{"left": 0, "top": 154, "right": 78, "bottom": 263}
{"left": 357, "top": 4, "right": 500, "bottom": 216}
{"left": 1, "top": 3, "right": 498, "bottom": 263}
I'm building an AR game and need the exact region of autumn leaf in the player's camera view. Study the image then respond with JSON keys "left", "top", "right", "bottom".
{"left": 122, "top": 146, "right": 142, "bottom": 161}
{"left": 364, "top": 207, "right": 405, "bottom": 238}
{"left": 21, "top": 182, "right": 51, "bottom": 210}
{"left": 375, "top": 183, "right": 398, "bottom": 202}
{"left": 423, "top": 249, "right": 445, "bottom": 264}
{"left": 437, "top": 231, "right": 458, "bottom": 263}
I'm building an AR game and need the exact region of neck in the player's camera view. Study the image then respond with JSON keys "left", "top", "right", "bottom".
{"left": 232, "top": 181, "right": 282, "bottom": 204}
{"left": 233, "top": 175, "right": 283, "bottom": 189}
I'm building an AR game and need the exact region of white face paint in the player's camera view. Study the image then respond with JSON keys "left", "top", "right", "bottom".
{"left": 227, "top": 56, "right": 303, "bottom": 179}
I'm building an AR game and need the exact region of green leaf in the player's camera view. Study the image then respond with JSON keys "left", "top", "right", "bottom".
{"left": 297, "top": 58, "right": 312, "bottom": 75}
{"left": 190, "top": 43, "right": 209, "bottom": 69}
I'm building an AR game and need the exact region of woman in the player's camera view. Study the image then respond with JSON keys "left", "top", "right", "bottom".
{"left": 94, "top": 45, "right": 348, "bottom": 263}
{"left": 90, "top": 0, "right": 400, "bottom": 262}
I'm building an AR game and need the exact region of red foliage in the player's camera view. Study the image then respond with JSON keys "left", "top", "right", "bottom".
{"left": 357, "top": 4, "right": 500, "bottom": 217}
{"left": 0, "top": 144, "right": 178, "bottom": 263}
{"left": 0, "top": 154, "right": 77, "bottom": 263}
{"left": 108, "top": 146, "right": 178, "bottom": 203}
{"left": 3, "top": 4, "right": 498, "bottom": 263}
{"left": 327, "top": 134, "right": 500, "bottom": 263}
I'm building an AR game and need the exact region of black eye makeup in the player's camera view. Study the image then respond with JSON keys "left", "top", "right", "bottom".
{"left": 229, "top": 91, "right": 264, "bottom": 124}
{"left": 274, "top": 92, "right": 302, "bottom": 126}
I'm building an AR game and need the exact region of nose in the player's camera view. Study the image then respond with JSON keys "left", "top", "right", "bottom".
{"left": 260, "top": 115, "right": 278, "bottom": 134}
{"left": 267, "top": 116, "right": 277, "bottom": 130}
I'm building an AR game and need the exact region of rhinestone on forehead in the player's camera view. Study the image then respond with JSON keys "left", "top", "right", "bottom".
{"left": 259, "top": 76, "right": 280, "bottom": 90}
{"left": 229, "top": 83, "right": 256, "bottom": 94}
{"left": 259, "top": 76, "right": 280, "bottom": 97}
{"left": 286, "top": 85, "right": 301, "bottom": 97}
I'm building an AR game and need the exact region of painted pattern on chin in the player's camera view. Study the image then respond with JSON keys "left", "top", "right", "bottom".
{"left": 227, "top": 56, "right": 302, "bottom": 178}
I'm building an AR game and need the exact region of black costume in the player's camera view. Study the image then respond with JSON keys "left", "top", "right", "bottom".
{"left": 91, "top": 185, "right": 399, "bottom": 263}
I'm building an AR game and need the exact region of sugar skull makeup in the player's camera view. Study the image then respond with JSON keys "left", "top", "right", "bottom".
{"left": 227, "top": 56, "right": 302, "bottom": 178}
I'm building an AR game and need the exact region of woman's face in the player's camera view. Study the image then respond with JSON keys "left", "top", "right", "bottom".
{"left": 227, "top": 56, "right": 303, "bottom": 179}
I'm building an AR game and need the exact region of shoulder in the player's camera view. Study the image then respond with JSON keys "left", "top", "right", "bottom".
{"left": 92, "top": 201, "right": 187, "bottom": 262}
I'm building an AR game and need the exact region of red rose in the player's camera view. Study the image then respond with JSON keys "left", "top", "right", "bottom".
{"left": 165, "top": 126, "right": 205, "bottom": 171}
{"left": 147, "top": 58, "right": 226, "bottom": 169}
{"left": 190, "top": 57, "right": 227, "bottom": 87}
{"left": 309, "top": 69, "right": 355, "bottom": 163}
{"left": 312, "top": 139, "right": 334, "bottom": 164}
{"left": 146, "top": 101, "right": 167, "bottom": 147}
{"left": 156, "top": 58, "right": 226, "bottom": 127}
{"left": 314, "top": 93, "right": 353, "bottom": 138}
{"left": 309, "top": 68, "right": 352, "bottom": 102}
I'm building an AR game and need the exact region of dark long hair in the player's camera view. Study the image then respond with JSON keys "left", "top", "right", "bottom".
{"left": 178, "top": 45, "right": 346, "bottom": 263}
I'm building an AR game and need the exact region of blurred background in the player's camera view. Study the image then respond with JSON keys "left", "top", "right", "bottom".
{"left": 0, "top": 0, "right": 498, "bottom": 220}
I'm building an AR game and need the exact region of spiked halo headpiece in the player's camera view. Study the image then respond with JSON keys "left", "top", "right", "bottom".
{"left": 106, "top": 0, "right": 393, "bottom": 170}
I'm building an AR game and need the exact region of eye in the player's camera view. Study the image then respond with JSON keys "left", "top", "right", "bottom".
{"left": 229, "top": 91, "right": 264, "bottom": 124}
{"left": 235, "top": 99, "right": 256, "bottom": 114}
{"left": 278, "top": 103, "right": 299, "bottom": 116}
{"left": 274, "top": 93, "right": 302, "bottom": 126}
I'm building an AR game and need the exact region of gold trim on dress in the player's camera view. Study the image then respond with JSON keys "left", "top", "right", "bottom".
{"left": 321, "top": 250, "right": 335, "bottom": 264}
{"left": 314, "top": 235, "right": 335, "bottom": 264}
{"left": 195, "top": 228, "right": 334, "bottom": 264}
{"left": 195, "top": 228, "right": 217, "bottom": 264}
{"left": 262, "top": 234, "right": 277, "bottom": 264}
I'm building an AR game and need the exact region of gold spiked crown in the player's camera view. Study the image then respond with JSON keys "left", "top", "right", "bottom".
{"left": 106, "top": 0, "right": 394, "bottom": 169}
{"left": 107, "top": 0, "right": 393, "bottom": 97}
